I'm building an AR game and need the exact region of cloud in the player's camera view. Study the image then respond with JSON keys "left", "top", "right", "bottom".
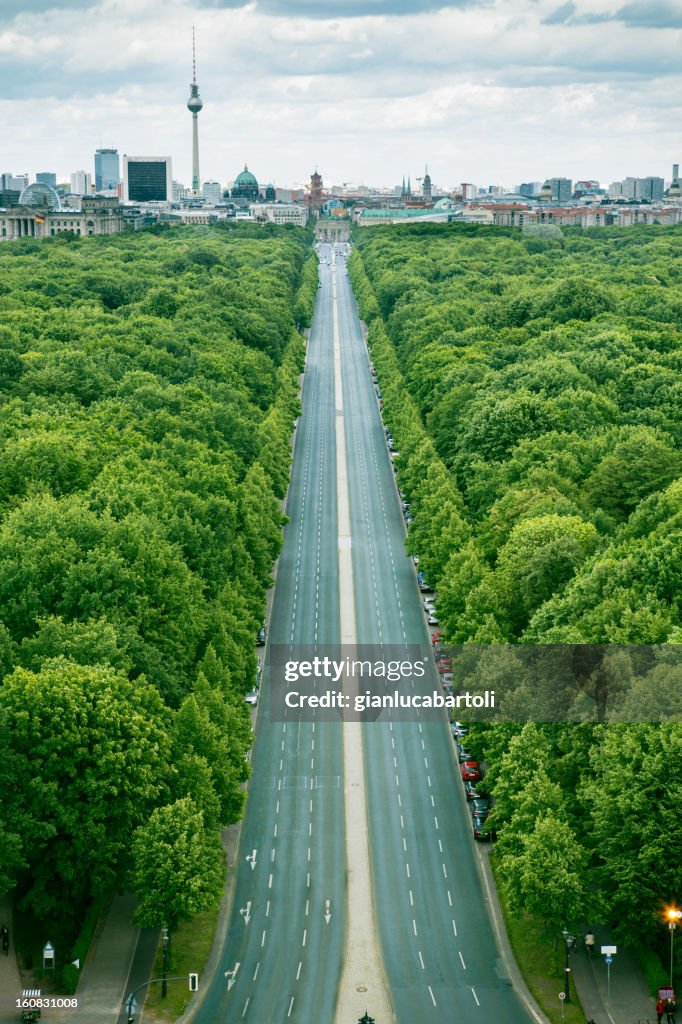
{"left": 197, "top": 0, "right": 472, "bottom": 14}
{"left": 542, "top": 1, "right": 576, "bottom": 23}
{"left": 616, "top": 0, "right": 682, "bottom": 26}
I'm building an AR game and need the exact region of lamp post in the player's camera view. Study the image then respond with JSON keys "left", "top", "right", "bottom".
{"left": 561, "top": 926, "right": 574, "bottom": 1003}
{"left": 666, "top": 907, "right": 682, "bottom": 987}
{"left": 161, "top": 926, "right": 169, "bottom": 998}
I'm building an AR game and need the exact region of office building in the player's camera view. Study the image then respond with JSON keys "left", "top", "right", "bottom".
{"left": 548, "top": 177, "right": 572, "bottom": 202}
{"left": 70, "top": 170, "right": 92, "bottom": 195}
{"left": 94, "top": 149, "right": 120, "bottom": 191}
{"left": 36, "top": 172, "right": 57, "bottom": 189}
{"left": 123, "top": 156, "right": 172, "bottom": 202}
{"left": 1, "top": 173, "right": 29, "bottom": 192}
{"left": 637, "top": 177, "right": 664, "bottom": 201}
{"left": 202, "top": 180, "right": 222, "bottom": 202}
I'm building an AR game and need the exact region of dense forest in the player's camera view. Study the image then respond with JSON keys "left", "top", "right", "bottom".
{"left": 0, "top": 224, "right": 316, "bottom": 981}
{"left": 349, "top": 225, "right": 682, "bottom": 973}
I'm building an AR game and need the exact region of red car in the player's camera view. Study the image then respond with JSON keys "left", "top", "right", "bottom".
{"left": 431, "top": 632, "right": 445, "bottom": 644}
{"left": 461, "top": 760, "right": 481, "bottom": 782}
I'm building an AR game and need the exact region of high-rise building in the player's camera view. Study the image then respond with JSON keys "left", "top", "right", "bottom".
{"left": 187, "top": 28, "right": 203, "bottom": 194}
{"left": 461, "top": 183, "right": 476, "bottom": 201}
{"left": 123, "top": 156, "right": 173, "bottom": 202}
{"left": 70, "top": 170, "right": 92, "bottom": 195}
{"left": 518, "top": 182, "right": 541, "bottom": 197}
{"left": 548, "top": 177, "right": 572, "bottom": 202}
{"left": 673, "top": 163, "right": 680, "bottom": 183}
{"left": 1, "top": 173, "right": 29, "bottom": 192}
{"left": 94, "top": 148, "right": 120, "bottom": 191}
{"left": 36, "top": 172, "right": 57, "bottom": 189}
{"left": 202, "top": 180, "right": 222, "bottom": 202}
{"left": 637, "top": 177, "right": 664, "bottom": 201}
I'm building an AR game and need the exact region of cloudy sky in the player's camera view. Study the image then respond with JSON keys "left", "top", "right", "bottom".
{"left": 1, "top": 0, "right": 680, "bottom": 191}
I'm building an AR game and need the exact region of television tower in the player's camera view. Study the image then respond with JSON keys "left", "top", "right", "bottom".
{"left": 187, "top": 27, "right": 203, "bottom": 194}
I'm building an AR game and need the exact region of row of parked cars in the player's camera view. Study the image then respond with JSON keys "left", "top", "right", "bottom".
{"left": 451, "top": 721, "right": 494, "bottom": 841}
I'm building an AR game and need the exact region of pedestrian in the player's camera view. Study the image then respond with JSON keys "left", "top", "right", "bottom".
{"left": 585, "top": 930, "right": 595, "bottom": 957}
{"left": 665, "top": 997, "right": 676, "bottom": 1024}
{"left": 0, "top": 924, "right": 8, "bottom": 954}
{"left": 657, "top": 997, "right": 666, "bottom": 1023}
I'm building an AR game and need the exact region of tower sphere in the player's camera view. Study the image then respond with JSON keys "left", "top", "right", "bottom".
{"left": 187, "top": 83, "right": 203, "bottom": 114}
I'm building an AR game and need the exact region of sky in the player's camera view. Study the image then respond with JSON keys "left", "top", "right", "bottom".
{"left": 0, "top": 0, "right": 681, "bottom": 191}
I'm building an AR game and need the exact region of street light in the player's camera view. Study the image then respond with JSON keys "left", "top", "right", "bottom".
{"left": 161, "top": 926, "right": 169, "bottom": 999}
{"left": 561, "top": 926, "right": 574, "bottom": 1003}
{"left": 665, "top": 906, "right": 682, "bottom": 987}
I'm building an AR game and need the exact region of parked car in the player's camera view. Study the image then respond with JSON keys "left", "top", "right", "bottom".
{"left": 472, "top": 809, "right": 491, "bottom": 841}
{"left": 256, "top": 626, "right": 266, "bottom": 646}
{"left": 461, "top": 760, "right": 481, "bottom": 782}
{"left": 244, "top": 689, "right": 259, "bottom": 706}
{"left": 452, "top": 720, "right": 468, "bottom": 736}
{"left": 463, "top": 780, "right": 482, "bottom": 801}
{"left": 427, "top": 613, "right": 439, "bottom": 625}
{"left": 471, "top": 797, "right": 491, "bottom": 814}
{"left": 457, "top": 745, "right": 473, "bottom": 762}
{"left": 431, "top": 631, "right": 445, "bottom": 644}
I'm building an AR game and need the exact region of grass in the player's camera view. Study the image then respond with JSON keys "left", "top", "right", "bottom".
{"left": 142, "top": 893, "right": 222, "bottom": 1023}
{"left": 492, "top": 857, "right": 588, "bottom": 1024}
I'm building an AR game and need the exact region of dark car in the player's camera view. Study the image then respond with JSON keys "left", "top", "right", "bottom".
{"left": 461, "top": 760, "right": 481, "bottom": 782}
{"left": 472, "top": 809, "right": 491, "bottom": 840}
{"left": 256, "top": 626, "right": 266, "bottom": 646}
{"left": 457, "top": 745, "right": 473, "bottom": 763}
{"left": 471, "top": 797, "right": 491, "bottom": 814}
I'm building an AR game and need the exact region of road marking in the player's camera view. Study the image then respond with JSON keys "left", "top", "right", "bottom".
{"left": 409, "top": 890, "right": 414, "bottom": 906}
{"left": 452, "top": 919, "right": 458, "bottom": 937}
{"left": 271, "top": 849, "right": 276, "bottom": 863}
{"left": 427, "top": 775, "right": 432, "bottom": 787}
{"left": 438, "top": 839, "right": 443, "bottom": 853}
{"left": 268, "top": 873, "right": 273, "bottom": 889}
{"left": 459, "top": 951, "right": 467, "bottom": 969}
{"left": 418, "top": 951, "right": 425, "bottom": 970}
{"left": 302, "top": 928, "right": 307, "bottom": 947}
{"left": 305, "top": 899, "right": 309, "bottom": 916}
{"left": 442, "top": 864, "right": 448, "bottom": 879}
{"left": 412, "top": 919, "right": 418, "bottom": 936}
{"left": 252, "top": 962, "right": 260, "bottom": 981}
{"left": 297, "top": 960, "right": 303, "bottom": 980}
{"left": 428, "top": 985, "right": 437, "bottom": 1007}
{"left": 266, "top": 901, "right": 270, "bottom": 917}
{"left": 434, "top": 816, "right": 439, "bottom": 830}
{"left": 402, "top": 837, "right": 407, "bottom": 852}
{"left": 273, "top": 824, "right": 278, "bottom": 837}
{"left": 239, "top": 901, "right": 252, "bottom": 925}
{"left": 241, "top": 998, "right": 250, "bottom": 1018}
{"left": 288, "top": 996, "right": 295, "bottom": 1018}
{"left": 471, "top": 987, "right": 480, "bottom": 1006}
{"left": 406, "top": 863, "right": 411, "bottom": 878}
{"left": 261, "top": 930, "right": 267, "bottom": 948}
{"left": 246, "top": 850, "right": 257, "bottom": 870}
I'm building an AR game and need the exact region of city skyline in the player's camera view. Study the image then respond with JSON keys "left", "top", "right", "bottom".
{"left": 1, "top": 0, "right": 681, "bottom": 189}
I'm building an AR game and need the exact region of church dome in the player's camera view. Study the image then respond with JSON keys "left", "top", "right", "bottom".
{"left": 234, "top": 165, "right": 258, "bottom": 188}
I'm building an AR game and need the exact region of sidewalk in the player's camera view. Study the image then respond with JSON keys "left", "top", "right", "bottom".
{"left": 0, "top": 892, "right": 24, "bottom": 1024}
{"left": 571, "top": 925, "right": 658, "bottom": 1024}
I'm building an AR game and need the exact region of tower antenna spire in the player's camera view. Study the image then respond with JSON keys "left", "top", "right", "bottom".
{"left": 192, "top": 25, "right": 197, "bottom": 83}
{"left": 187, "top": 27, "right": 203, "bottom": 194}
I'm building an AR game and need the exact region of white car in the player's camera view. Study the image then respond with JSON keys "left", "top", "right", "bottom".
{"left": 245, "top": 689, "right": 259, "bottom": 706}
{"left": 428, "top": 613, "right": 440, "bottom": 625}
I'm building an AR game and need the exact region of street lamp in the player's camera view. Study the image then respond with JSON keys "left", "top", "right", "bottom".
{"left": 665, "top": 907, "right": 682, "bottom": 987}
{"left": 161, "top": 926, "right": 169, "bottom": 999}
{"left": 561, "top": 926, "right": 574, "bottom": 1003}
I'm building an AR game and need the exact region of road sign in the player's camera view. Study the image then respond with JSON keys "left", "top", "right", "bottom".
{"left": 605, "top": 955, "right": 613, "bottom": 965}
{"left": 601, "top": 944, "right": 617, "bottom": 955}
{"left": 558, "top": 992, "right": 566, "bottom": 1000}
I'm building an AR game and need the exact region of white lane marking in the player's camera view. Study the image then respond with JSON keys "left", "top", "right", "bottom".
{"left": 418, "top": 951, "right": 425, "bottom": 970}
{"left": 409, "top": 890, "right": 414, "bottom": 907}
{"left": 427, "top": 776, "right": 432, "bottom": 787}
{"left": 261, "top": 930, "right": 267, "bottom": 947}
{"left": 273, "top": 824, "right": 278, "bottom": 837}
{"left": 268, "top": 873, "right": 273, "bottom": 889}
{"left": 297, "top": 961, "right": 303, "bottom": 981}
{"left": 412, "top": 919, "right": 418, "bottom": 936}
{"left": 434, "top": 816, "right": 439, "bottom": 830}
{"left": 459, "top": 951, "right": 467, "bottom": 969}
{"left": 428, "top": 986, "right": 437, "bottom": 1007}
{"left": 288, "top": 996, "right": 295, "bottom": 1018}
{"left": 302, "top": 928, "right": 307, "bottom": 947}
{"left": 452, "top": 919, "right": 458, "bottom": 937}
{"left": 265, "top": 901, "right": 271, "bottom": 917}
{"left": 241, "top": 998, "right": 250, "bottom": 1018}
{"left": 402, "top": 837, "right": 407, "bottom": 852}
{"left": 305, "top": 899, "right": 310, "bottom": 916}
{"left": 471, "top": 987, "right": 480, "bottom": 1006}
{"left": 442, "top": 864, "right": 448, "bottom": 879}
{"left": 447, "top": 891, "right": 453, "bottom": 907}
{"left": 253, "top": 962, "right": 260, "bottom": 981}
{"left": 406, "top": 863, "right": 411, "bottom": 878}
{"left": 438, "top": 839, "right": 443, "bottom": 853}
{"left": 271, "top": 849, "right": 276, "bottom": 863}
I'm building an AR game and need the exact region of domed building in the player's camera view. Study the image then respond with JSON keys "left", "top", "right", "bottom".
{"left": 231, "top": 164, "right": 259, "bottom": 202}
{"left": 19, "top": 181, "right": 62, "bottom": 212}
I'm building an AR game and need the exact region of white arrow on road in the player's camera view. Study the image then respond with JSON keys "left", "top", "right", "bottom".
{"left": 224, "top": 962, "right": 241, "bottom": 990}
{"left": 240, "top": 901, "right": 252, "bottom": 925}
{"left": 324, "top": 899, "right": 331, "bottom": 925}
{"left": 246, "top": 849, "right": 257, "bottom": 871}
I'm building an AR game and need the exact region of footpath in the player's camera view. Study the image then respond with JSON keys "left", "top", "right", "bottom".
{"left": 475, "top": 848, "right": 661, "bottom": 1024}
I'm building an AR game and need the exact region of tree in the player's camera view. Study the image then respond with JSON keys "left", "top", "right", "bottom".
{"left": 131, "top": 798, "right": 224, "bottom": 933}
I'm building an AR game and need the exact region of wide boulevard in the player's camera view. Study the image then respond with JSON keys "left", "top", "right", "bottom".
{"left": 194, "top": 243, "right": 534, "bottom": 1024}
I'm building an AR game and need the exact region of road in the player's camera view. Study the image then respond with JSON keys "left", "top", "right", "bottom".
{"left": 196, "top": 243, "right": 534, "bottom": 1024}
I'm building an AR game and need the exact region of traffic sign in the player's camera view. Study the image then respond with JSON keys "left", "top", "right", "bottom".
{"left": 558, "top": 992, "right": 566, "bottom": 1001}
{"left": 601, "top": 944, "right": 617, "bottom": 955}
{"left": 605, "top": 955, "right": 613, "bottom": 965}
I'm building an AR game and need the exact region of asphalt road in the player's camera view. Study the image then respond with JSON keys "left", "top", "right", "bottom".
{"left": 196, "top": 242, "right": 534, "bottom": 1024}
{"left": 195, "top": 250, "right": 345, "bottom": 1023}
{"left": 334, "top": 252, "right": 533, "bottom": 1024}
